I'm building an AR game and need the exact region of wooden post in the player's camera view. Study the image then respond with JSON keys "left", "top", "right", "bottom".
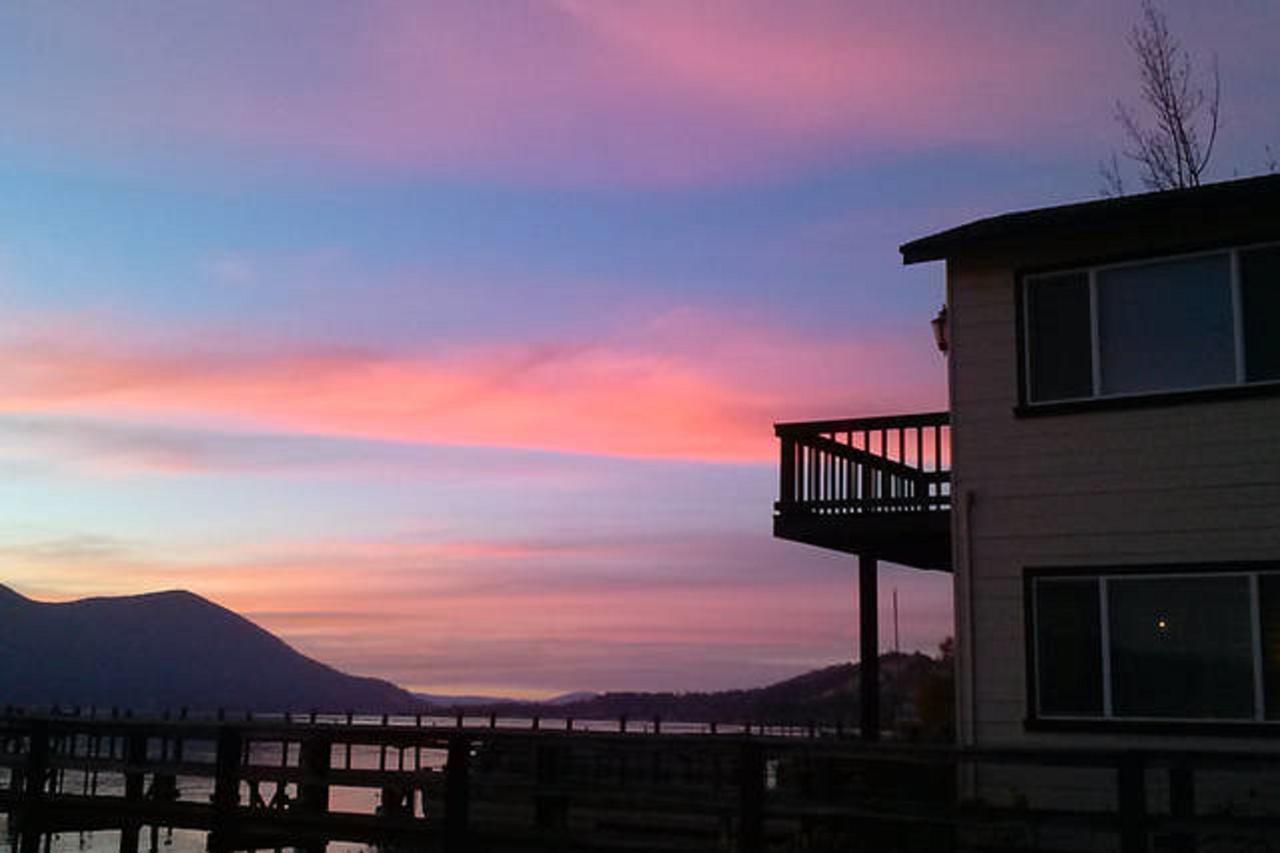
{"left": 534, "top": 738, "right": 569, "bottom": 831}
{"left": 736, "top": 740, "right": 765, "bottom": 853}
{"left": 22, "top": 720, "right": 50, "bottom": 799}
{"left": 17, "top": 831, "right": 41, "bottom": 853}
{"left": 381, "top": 782, "right": 410, "bottom": 818}
{"left": 1169, "top": 757, "right": 1195, "bottom": 853}
{"left": 445, "top": 734, "right": 470, "bottom": 851}
{"left": 212, "top": 727, "right": 242, "bottom": 812}
{"left": 124, "top": 734, "right": 147, "bottom": 801}
{"left": 859, "top": 554, "right": 880, "bottom": 742}
{"left": 117, "top": 825, "right": 140, "bottom": 853}
{"left": 297, "top": 736, "right": 331, "bottom": 815}
{"left": 1118, "top": 752, "right": 1147, "bottom": 853}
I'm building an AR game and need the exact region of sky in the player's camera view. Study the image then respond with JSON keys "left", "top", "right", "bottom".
{"left": 2, "top": 1, "right": 1278, "bottom": 699}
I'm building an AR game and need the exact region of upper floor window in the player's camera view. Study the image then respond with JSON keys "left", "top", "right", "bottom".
{"left": 1023, "top": 244, "right": 1280, "bottom": 405}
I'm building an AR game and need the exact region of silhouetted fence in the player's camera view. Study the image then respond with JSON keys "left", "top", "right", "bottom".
{"left": 3, "top": 708, "right": 1280, "bottom": 852}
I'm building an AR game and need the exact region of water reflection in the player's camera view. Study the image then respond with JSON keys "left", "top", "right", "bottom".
{"left": 0, "top": 819, "right": 380, "bottom": 853}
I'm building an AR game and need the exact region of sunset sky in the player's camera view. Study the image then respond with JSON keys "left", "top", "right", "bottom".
{"left": 3, "top": 2, "right": 1279, "bottom": 698}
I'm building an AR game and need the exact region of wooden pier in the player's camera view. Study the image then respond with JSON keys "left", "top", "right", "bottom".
{"left": 3, "top": 708, "right": 1280, "bottom": 852}
{"left": 0, "top": 709, "right": 818, "bottom": 852}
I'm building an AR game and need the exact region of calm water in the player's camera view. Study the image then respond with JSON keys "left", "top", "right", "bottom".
{"left": 0, "top": 822, "right": 373, "bottom": 853}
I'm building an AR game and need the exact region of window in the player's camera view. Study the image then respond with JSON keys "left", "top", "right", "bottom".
{"left": 1029, "top": 566, "right": 1280, "bottom": 723}
{"left": 1023, "top": 244, "right": 1280, "bottom": 405}
{"left": 1241, "top": 245, "right": 1280, "bottom": 382}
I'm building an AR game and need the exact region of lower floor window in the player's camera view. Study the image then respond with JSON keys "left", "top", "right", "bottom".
{"left": 1030, "top": 566, "right": 1280, "bottom": 722}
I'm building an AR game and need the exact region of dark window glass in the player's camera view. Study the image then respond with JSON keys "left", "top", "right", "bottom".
{"left": 1035, "top": 579, "right": 1103, "bottom": 716}
{"left": 1260, "top": 574, "right": 1280, "bottom": 720}
{"left": 1026, "top": 273, "right": 1093, "bottom": 402}
{"left": 1097, "top": 254, "right": 1234, "bottom": 395}
{"left": 1108, "top": 576, "right": 1254, "bottom": 719}
{"left": 1241, "top": 246, "right": 1280, "bottom": 382}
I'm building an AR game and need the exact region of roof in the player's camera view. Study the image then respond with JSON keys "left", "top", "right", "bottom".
{"left": 900, "top": 173, "right": 1280, "bottom": 265}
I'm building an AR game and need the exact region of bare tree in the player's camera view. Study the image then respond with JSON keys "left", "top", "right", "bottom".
{"left": 1100, "top": 0, "right": 1220, "bottom": 193}
{"left": 1099, "top": 152, "right": 1127, "bottom": 197}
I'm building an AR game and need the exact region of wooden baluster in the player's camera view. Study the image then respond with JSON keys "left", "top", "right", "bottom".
{"left": 799, "top": 446, "right": 808, "bottom": 504}
{"left": 824, "top": 445, "right": 831, "bottom": 508}
{"left": 841, "top": 434, "right": 850, "bottom": 503}
{"left": 934, "top": 425, "right": 943, "bottom": 509}
{"left": 916, "top": 427, "right": 924, "bottom": 509}
{"left": 778, "top": 437, "right": 795, "bottom": 508}
{"left": 816, "top": 444, "right": 824, "bottom": 508}
{"left": 816, "top": 445, "right": 823, "bottom": 507}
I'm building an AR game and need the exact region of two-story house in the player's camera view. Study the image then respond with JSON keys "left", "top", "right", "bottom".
{"left": 775, "top": 173, "right": 1280, "bottom": 757}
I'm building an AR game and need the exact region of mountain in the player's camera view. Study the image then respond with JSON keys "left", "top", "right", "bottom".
{"left": 0, "top": 584, "right": 417, "bottom": 713}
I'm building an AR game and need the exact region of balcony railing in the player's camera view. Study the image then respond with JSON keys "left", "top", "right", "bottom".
{"left": 775, "top": 411, "right": 950, "bottom": 515}
{"left": 773, "top": 412, "right": 951, "bottom": 569}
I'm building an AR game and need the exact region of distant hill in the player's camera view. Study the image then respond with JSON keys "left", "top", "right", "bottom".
{"left": 545, "top": 691, "right": 598, "bottom": 706}
{"left": 413, "top": 692, "right": 516, "bottom": 707}
{"left": 0, "top": 585, "right": 417, "bottom": 713}
{"left": 421, "top": 652, "right": 953, "bottom": 736}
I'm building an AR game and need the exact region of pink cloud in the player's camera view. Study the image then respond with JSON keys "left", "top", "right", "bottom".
{"left": 1, "top": 2, "right": 1166, "bottom": 187}
{"left": 1, "top": 308, "right": 942, "bottom": 463}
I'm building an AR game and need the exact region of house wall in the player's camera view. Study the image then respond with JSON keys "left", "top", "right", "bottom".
{"left": 946, "top": 234, "right": 1280, "bottom": 757}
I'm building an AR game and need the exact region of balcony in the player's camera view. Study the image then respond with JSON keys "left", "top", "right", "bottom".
{"left": 773, "top": 412, "right": 952, "bottom": 571}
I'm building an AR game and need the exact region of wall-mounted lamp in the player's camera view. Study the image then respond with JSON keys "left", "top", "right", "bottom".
{"left": 931, "top": 305, "right": 949, "bottom": 354}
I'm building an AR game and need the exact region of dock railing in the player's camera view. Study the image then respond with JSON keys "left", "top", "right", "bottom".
{"left": 3, "top": 707, "right": 1280, "bottom": 852}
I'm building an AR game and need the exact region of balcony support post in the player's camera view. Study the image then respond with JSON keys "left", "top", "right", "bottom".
{"left": 859, "top": 554, "right": 880, "bottom": 742}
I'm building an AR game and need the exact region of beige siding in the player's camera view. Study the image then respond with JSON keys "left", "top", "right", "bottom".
{"left": 947, "top": 254, "right": 1280, "bottom": 758}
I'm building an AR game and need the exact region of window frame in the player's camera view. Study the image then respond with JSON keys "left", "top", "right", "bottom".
{"left": 1024, "top": 562, "right": 1280, "bottom": 735}
{"left": 1015, "top": 240, "right": 1280, "bottom": 415}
